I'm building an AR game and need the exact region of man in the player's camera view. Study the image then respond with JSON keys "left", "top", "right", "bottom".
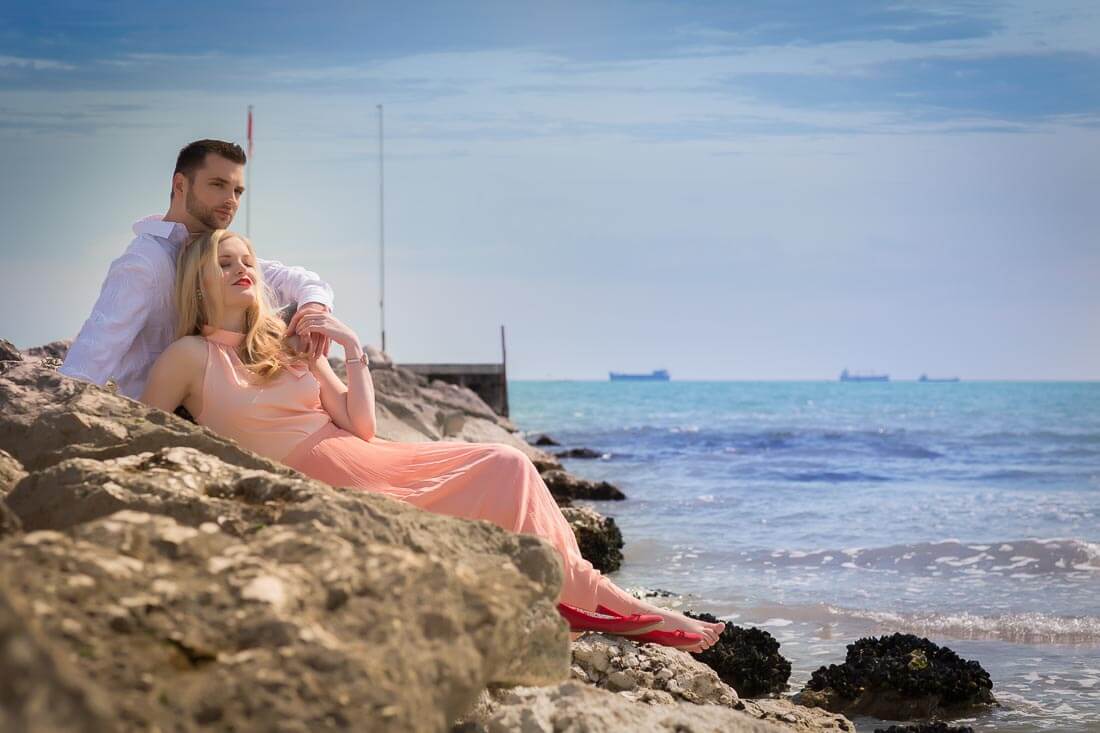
{"left": 61, "top": 139, "right": 335, "bottom": 400}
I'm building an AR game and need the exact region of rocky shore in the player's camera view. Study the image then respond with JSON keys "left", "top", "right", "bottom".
{"left": 0, "top": 339, "right": 996, "bottom": 731}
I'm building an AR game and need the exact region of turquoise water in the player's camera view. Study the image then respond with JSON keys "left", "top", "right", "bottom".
{"left": 510, "top": 381, "right": 1100, "bottom": 732}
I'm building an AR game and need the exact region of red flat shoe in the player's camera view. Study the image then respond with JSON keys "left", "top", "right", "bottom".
{"left": 629, "top": 628, "right": 706, "bottom": 649}
{"left": 595, "top": 604, "right": 706, "bottom": 650}
{"left": 556, "top": 603, "right": 663, "bottom": 636}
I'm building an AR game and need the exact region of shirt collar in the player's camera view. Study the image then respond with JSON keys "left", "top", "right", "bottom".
{"left": 132, "top": 214, "right": 191, "bottom": 247}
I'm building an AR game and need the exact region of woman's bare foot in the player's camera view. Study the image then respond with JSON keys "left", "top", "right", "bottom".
{"left": 593, "top": 579, "right": 725, "bottom": 652}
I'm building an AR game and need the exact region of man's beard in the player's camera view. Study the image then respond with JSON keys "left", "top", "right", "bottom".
{"left": 186, "top": 188, "right": 230, "bottom": 230}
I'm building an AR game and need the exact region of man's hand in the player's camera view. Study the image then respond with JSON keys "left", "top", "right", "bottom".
{"left": 292, "top": 311, "right": 361, "bottom": 356}
{"left": 287, "top": 302, "right": 331, "bottom": 359}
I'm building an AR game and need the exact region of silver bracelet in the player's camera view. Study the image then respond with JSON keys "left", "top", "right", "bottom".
{"left": 346, "top": 354, "right": 368, "bottom": 366}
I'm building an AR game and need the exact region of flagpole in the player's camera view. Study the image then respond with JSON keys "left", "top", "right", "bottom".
{"left": 246, "top": 105, "right": 253, "bottom": 238}
{"left": 378, "top": 103, "right": 386, "bottom": 354}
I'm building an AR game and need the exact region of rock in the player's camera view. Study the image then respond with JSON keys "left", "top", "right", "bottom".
{"left": 796, "top": 633, "right": 997, "bottom": 721}
{"left": 0, "top": 449, "right": 26, "bottom": 539}
{"left": 454, "top": 681, "right": 793, "bottom": 733}
{"left": 1, "top": 504, "right": 569, "bottom": 732}
{"left": 0, "top": 338, "right": 23, "bottom": 373}
{"left": 555, "top": 447, "right": 605, "bottom": 459}
{"left": 0, "top": 448, "right": 25, "bottom": 497}
{"left": 24, "top": 340, "right": 72, "bottom": 361}
{"left": 572, "top": 633, "right": 739, "bottom": 706}
{"left": 532, "top": 434, "right": 561, "bottom": 446}
{"left": 0, "top": 500, "right": 20, "bottom": 539}
{"left": 0, "top": 363, "right": 297, "bottom": 474}
{"left": 445, "top": 416, "right": 559, "bottom": 472}
{"left": 365, "top": 344, "right": 393, "bottom": 367}
{"left": 540, "top": 469, "right": 626, "bottom": 502}
{"left": 873, "top": 725, "right": 973, "bottom": 733}
{"left": 686, "top": 611, "right": 792, "bottom": 697}
{"left": 371, "top": 367, "right": 508, "bottom": 436}
{"left": 0, "top": 586, "right": 116, "bottom": 732}
{"left": 4, "top": 446, "right": 571, "bottom": 683}
{"left": 740, "top": 698, "right": 855, "bottom": 732}
{"left": 640, "top": 587, "right": 679, "bottom": 598}
{"left": 560, "top": 506, "right": 624, "bottom": 573}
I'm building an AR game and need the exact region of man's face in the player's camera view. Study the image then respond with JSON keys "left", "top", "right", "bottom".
{"left": 182, "top": 154, "right": 245, "bottom": 230}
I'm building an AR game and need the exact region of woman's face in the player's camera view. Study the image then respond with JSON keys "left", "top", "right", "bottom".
{"left": 204, "top": 234, "right": 258, "bottom": 310}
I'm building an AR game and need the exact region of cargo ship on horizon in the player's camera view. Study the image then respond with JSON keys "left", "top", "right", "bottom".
{"left": 609, "top": 369, "right": 670, "bottom": 382}
{"left": 919, "top": 374, "right": 960, "bottom": 383}
{"left": 839, "top": 368, "right": 889, "bottom": 382}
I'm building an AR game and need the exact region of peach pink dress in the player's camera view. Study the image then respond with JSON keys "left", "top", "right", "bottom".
{"left": 194, "top": 328, "right": 604, "bottom": 610}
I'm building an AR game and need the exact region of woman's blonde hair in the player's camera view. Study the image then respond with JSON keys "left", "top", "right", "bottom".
{"left": 175, "top": 229, "right": 302, "bottom": 380}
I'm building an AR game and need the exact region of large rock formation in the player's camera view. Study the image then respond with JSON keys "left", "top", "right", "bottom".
{"left": 1, "top": 361, "right": 576, "bottom": 731}
{"left": 796, "top": 633, "right": 997, "bottom": 721}
{"left": 2, "top": 507, "right": 565, "bottom": 731}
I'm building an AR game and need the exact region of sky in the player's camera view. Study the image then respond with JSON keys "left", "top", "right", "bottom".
{"left": 0, "top": 0, "right": 1097, "bottom": 380}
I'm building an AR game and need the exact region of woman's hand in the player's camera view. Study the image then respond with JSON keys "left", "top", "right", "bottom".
{"left": 292, "top": 311, "right": 362, "bottom": 356}
{"left": 287, "top": 302, "right": 331, "bottom": 359}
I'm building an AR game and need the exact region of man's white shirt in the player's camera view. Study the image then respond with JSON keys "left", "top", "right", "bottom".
{"left": 60, "top": 214, "right": 335, "bottom": 400}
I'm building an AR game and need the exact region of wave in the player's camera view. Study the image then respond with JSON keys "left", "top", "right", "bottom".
{"left": 740, "top": 538, "right": 1100, "bottom": 576}
{"left": 786, "top": 470, "right": 891, "bottom": 483}
{"left": 596, "top": 425, "right": 949, "bottom": 459}
{"left": 826, "top": 605, "right": 1100, "bottom": 644}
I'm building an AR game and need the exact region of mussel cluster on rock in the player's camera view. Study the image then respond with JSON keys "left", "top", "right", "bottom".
{"left": 798, "top": 633, "right": 996, "bottom": 720}
{"left": 685, "top": 610, "right": 792, "bottom": 697}
{"left": 558, "top": 506, "right": 624, "bottom": 573}
{"left": 874, "top": 724, "right": 974, "bottom": 733}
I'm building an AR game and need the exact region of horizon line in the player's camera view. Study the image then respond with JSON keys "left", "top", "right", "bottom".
{"left": 507, "top": 378, "right": 1100, "bottom": 383}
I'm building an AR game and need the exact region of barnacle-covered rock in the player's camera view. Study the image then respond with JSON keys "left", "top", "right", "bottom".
{"left": 686, "top": 611, "right": 792, "bottom": 697}
{"left": 796, "top": 634, "right": 996, "bottom": 720}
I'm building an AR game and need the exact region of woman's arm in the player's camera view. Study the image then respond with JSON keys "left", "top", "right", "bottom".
{"left": 140, "top": 337, "right": 207, "bottom": 416}
{"left": 310, "top": 355, "right": 377, "bottom": 441}
{"left": 296, "top": 313, "right": 377, "bottom": 441}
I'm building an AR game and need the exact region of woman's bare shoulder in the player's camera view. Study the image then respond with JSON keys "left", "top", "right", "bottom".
{"left": 158, "top": 336, "right": 208, "bottom": 368}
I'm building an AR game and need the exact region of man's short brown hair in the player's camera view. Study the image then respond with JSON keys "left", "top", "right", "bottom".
{"left": 171, "top": 139, "right": 247, "bottom": 198}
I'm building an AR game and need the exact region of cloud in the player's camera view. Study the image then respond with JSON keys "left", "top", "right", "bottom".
{"left": 0, "top": 54, "right": 75, "bottom": 71}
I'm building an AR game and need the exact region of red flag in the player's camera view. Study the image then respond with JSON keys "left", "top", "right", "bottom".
{"left": 247, "top": 106, "right": 253, "bottom": 158}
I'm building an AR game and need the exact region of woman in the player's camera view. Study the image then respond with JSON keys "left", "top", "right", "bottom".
{"left": 142, "top": 229, "right": 725, "bottom": 652}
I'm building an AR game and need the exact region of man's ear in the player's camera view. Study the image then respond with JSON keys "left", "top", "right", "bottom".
{"left": 172, "top": 171, "right": 187, "bottom": 198}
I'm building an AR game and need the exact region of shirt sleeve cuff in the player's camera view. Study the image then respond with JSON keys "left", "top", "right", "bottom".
{"left": 298, "top": 286, "right": 334, "bottom": 312}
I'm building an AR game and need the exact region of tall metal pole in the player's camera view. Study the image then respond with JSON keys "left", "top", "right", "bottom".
{"left": 500, "top": 324, "right": 509, "bottom": 417}
{"left": 246, "top": 105, "right": 253, "bottom": 238}
{"left": 378, "top": 103, "right": 386, "bottom": 354}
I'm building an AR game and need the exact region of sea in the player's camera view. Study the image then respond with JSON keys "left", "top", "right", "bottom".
{"left": 509, "top": 380, "right": 1100, "bottom": 732}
